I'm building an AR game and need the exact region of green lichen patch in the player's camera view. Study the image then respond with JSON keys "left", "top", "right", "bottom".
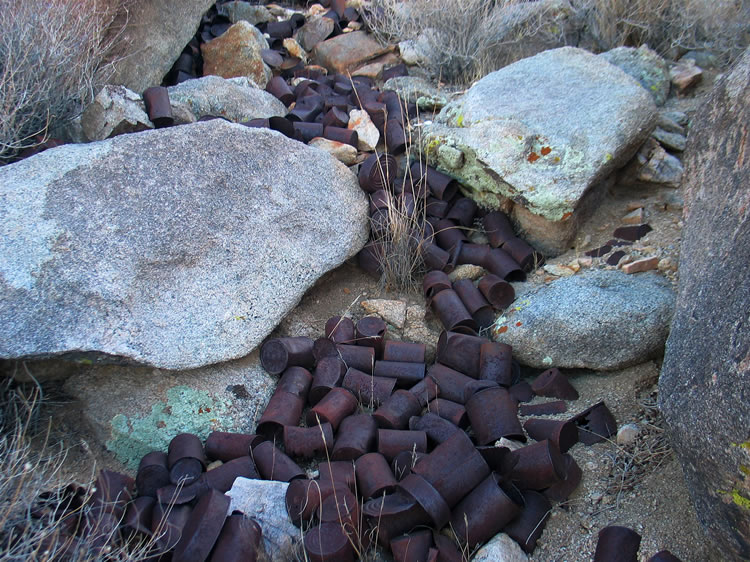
{"left": 106, "top": 385, "right": 231, "bottom": 470}
{"left": 731, "top": 489, "right": 750, "bottom": 510}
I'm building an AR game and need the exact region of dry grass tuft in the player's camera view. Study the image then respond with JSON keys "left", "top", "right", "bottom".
{"left": 0, "top": 378, "right": 162, "bottom": 561}
{"left": 369, "top": 180, "right": 428, "bottom": 294}
{"left": 0, "top": 0, "right": 131, "bottom": 161}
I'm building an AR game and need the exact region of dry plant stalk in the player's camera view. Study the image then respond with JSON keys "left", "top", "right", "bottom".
{"left": 0, "top": 0, "right": 130, "bottom": 161}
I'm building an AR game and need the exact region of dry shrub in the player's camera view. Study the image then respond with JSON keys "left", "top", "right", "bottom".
{"left": 364, "top": 0, "right": 571, "bottom": 83}
{"left": 0, "top": 378, "right": 160, "bottom": 561}
{"left": 0, "top": 0, "right": 130, "bottom": 161}
{"left": 577, "top": 0, "right": 750, "bottom": 63}
{"left": 363, "top": 0, "right": 750, "bottom": 83}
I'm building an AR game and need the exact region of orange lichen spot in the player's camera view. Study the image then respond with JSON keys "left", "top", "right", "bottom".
{"left": 561, "top": 211, "right": 573, "bottom": 220}
{"left": 157, "top": 421, "right": 166, "bottom": 429}
{"left": 205, "top": 407, "right": 211, "bottom": 413}
{"left": 343, "top": 287, "right": 351, "bottom": 294}
{"left": 497, "top": 326, "right": 508, "bottom": 334}
{"left": 554, "top": 156, "right": 560, "bottom": 162}
{"left": 527, "top": 152, "right": 540, "bottom": 163}
{"left": 541, "top": 146, "right": 551, "bottom": 156}
{"left": 515, "top": 321, "right": 522, "bottom": 327}
{"left": 198, "top": 407, "right": 204, "bottom": 414}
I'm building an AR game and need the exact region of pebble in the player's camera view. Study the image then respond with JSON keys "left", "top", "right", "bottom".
{"left": 658, "top": 257, "right": 678, "bottom": 272}
{"left": 617, "top": 423, "right": 641, "bottom": 445}
{"left": 622, "top": 256, "right": 659, "bottom": 274}
{"left": 544, "top": 264, "right": 576, "bottom": 277}
{"left": 448, "top": 264, "right": 484, "bottom": 281}
{"left": 622, "top": 208, "right": 644, "bottom": 224}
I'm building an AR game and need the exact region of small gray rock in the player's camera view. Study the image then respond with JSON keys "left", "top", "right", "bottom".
{"left": 218, "top": 1, "right": 273, "bottom": 25}
{"left": 227, "top": 478, "right": 298, "bottom": 562}
{"left": 656, "top": 112, "right": 686, "bottom": 135}
{"left": 636, "top": 140, "right": 684, "bottom": 186}
{"left": 382, "top": 76, "right": 447, "bottom": 105}
{"left": 600, "top": 45, "right": 671, "bottom": 106}
{"left": 493, "top": 269, "right": 675, "bottom": 370}
{"left": 652, "top": 127, "right": 687, "bottom": 152}
{"left": 296, "top": 15, "right": 335, "bottom": 52}
{"left": 661, "top": 110, "right": 689, "bottom": 127}
{"left": 80, "top": 85, "right": 153, "bottom": 141}
{"left": 167, "top": 76, "right": 286, "bottom": 122}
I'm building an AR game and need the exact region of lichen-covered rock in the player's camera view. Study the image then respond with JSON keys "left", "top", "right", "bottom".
{"left": 659, "top": 48, "right": 750, "bottom": 560}
{"left": 421, "top": 47, "right": 657, "bottom": 256}
{"left": 167, "top": 76, "right": 286, "bottom": 122}
{"left": 80, "top": 85, "right": 153, "bottom": 141}
{"left": 201, "top": 21, "right": 272, "bottom": 88}
{"left": 0, "top": 121, "right": 368, "bottom": 369}
{"left": 63, "top": 351, "right": 274, "bottom": 470}
{"left": 600, "top": 45, "right": 671, "bottom": 105}
{"left": 492, "top": 269, "right": 675, "bottom": 370}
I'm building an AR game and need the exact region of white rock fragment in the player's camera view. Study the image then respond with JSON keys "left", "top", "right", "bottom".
{"left": 348, "top": 109, "right": 380, "bottom": 151}
{"left": 227, "top": 478, "right": 298, "bottom": 562}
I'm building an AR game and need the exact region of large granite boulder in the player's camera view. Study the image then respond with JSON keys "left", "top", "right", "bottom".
{"left": 63, "top": 351, "right": 274, "bottom": 470}
{"left": 107, "top": 0, "right": 215, "bottom": 93}
{"left": 493, "top": 269, "right": 675, "bottom": 371}
{"left": 659, "top": 49, "right": 750, "bottom": 559}
{"left": 0, "top": 121, "right": 368, "bottom": 369}
{"left": 421, "top": 47, "right": 657, "bottom": 256}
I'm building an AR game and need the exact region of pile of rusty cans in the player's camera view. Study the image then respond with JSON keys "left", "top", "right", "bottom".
{"left": 63, "top": 321, "right": 614, "bottom": 561}
{"left": 246, "top": 317, "right": 618, "bottom": 561}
